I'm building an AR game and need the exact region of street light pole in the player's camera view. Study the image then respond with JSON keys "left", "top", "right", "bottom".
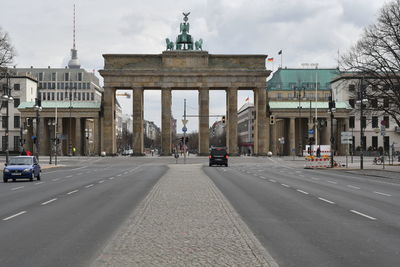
{"left": 68, "top": 86, "right": 76, "bottom": 156}
{"left": 34, "top": 97, "right": 42, "bottom": 161}
{"left": 1, "top": 70, "right": 14, "bottom": 164}
{"left": 328, "top": 95, "right": 336, "bottom": 168}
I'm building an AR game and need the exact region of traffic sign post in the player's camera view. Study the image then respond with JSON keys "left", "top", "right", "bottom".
{"left": 341, "top": 132, "right": 353, "bottom": 168}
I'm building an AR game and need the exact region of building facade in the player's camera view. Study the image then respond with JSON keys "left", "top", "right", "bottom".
{"left": 237, "top": 102, "right": 255, "bottom": 155}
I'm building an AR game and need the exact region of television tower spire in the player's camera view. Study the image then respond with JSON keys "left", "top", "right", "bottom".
{"left": 68, "top": 4, "right": 80, "bottom": 69}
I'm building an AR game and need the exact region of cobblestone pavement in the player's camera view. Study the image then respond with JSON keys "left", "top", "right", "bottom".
{"left": 92, "top": 164, "right": 278, "bottom": 267}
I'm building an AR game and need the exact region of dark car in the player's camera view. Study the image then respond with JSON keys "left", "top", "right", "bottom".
{"left": 3, "top": 156, "right": 41, "bottom": 183}
{"left": 209, "top": 148, "right": 228, "bottom": 167}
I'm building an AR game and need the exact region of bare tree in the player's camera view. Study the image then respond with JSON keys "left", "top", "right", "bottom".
{"left": 0, "top": 27, "right": 15, "bottom": 70}
{"left": 341, "top": 0, "right": 400, "bottom": 127}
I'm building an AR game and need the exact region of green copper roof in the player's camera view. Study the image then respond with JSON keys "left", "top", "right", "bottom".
{"left": 269, "top": 101, "right": 351, "bottom": 109}
{"left": 18, "top": 101, "right": 101, "bottom": 109}
{"left": 267, "top": 68, "right": 340, "bottom": 91}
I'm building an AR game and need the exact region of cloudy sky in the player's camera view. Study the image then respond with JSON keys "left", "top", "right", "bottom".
{"left": 1, "top": 0, "right": 389, "bottom": 133}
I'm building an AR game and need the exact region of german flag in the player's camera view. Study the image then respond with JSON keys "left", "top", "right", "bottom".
{"left": 267, "top": 58, "right": 274, "bottom": 62}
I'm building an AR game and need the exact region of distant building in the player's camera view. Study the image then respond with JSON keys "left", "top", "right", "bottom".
{"left": 144, "top": 120, "right": 160, "bottom": 141}
{"left": 0, "top": 73, "right": 38, "bottom": 152}
{"left": 237, "top": 102, "right": 255, "bottom": 155}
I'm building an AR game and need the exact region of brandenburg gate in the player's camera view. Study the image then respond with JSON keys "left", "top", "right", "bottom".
{"left": 99, "top": 14, "right": 271, "bottom": 156}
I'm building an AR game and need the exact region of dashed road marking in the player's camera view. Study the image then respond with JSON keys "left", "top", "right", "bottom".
{"left": 318, "top": 197, "right": 335, "bottom": 204}
{"left": 77, "top": 173, "right": 83, "bottom": 176}
{"left": 11, "top": 186, "right": 24, "bottom": 191}
{"left": 117, "top": 174, "right": 122, "bottom": 177}
{"left": 373, "top": 191, "right": 391, "bottom": 197}
{"left": 311, "top": 177, "right": 320, "bottom": 180}
{"left": 3, "top": 211, "right": 27, "bottom": 221}
{"left": 260, "top": 176, "right": 266, "bottom": 179}
{"left": 350, "top": 210, "right": 376, "bottom": 220}
{"left": 85, "top": 184, "right": 94, "bottom": 188}
{"left": 109, "top": 177, "right": 115, "bottom": 180}
{"left": 67, "top": 190, "right": 79, "bottom": 195}
{"left": 99, "top": 180, "right": 105, "bottom": 184}
{"left": 281, "top": 183, "right": 290, "bottom": 188}
{"left": 52, "top": 178, "right": 60, "bottom": 181}
{"left": 41, "top": 198, "right": 57, "bottom": 205}
{"left": 296, "top": 189, "right": 309, "bottom": 195}
{"left": 269, "top": 179, "right": 277, "bottom": 183}
{"left": 327, "top": 180, "right": 337, "bottom": 184}
{"left": 347, "top": 185, "right": 360, "bottom": 190}
{"left": 35, "top": 182, "right": 44, "bottom": 185}
{"left": 66, "top": 175, "right": 73, "bottom": 178}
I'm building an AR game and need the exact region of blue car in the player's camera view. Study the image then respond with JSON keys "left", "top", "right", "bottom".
{"left": 3, "top": 156, "right": 41, "bottom": 183}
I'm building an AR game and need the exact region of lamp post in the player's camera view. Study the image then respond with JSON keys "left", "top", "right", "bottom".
{"left": 356, "top": 77, "right": 368, "bottom": 170}
{"left": 328, "top": 95, "right": 336, "bottom": 168}
{"left": 68, "top": 86, "right": 76, "bottom": 156}
{"left": 33, "top": 98, "right": 42, "bottom": 161}
{"left": 1, "top": 71, "right": 14, "bottom": 164}
{"left": 294, "top": 87, "right": 306, "bottom": 156}
{"left": 48, "top": 119, "right": 56, "bottom": 164}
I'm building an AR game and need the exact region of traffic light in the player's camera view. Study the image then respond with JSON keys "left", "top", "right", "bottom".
{"left": 185, "top": 137, "right": 189, "bottom": 143}
{"left": 269, "top": 115, "right": 275, "bottom": 125}
{"left": 222, "top": 116, "right": 226, "bottom": 124}
{"left": 180, "top": 137, "right": 184, "bottom": 142}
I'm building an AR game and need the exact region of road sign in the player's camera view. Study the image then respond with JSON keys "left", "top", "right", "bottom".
{"left": 341, "top": 132, "right": 352, "bottom": 144}
{"left": 308, "top": 129, "right": 314, "bottom": 135}
{"left": 341, "top": 131, "right": 352, "bottom": 137}
{"left": 182, "top": 119, "right": 188, "bottom": 126}
{"left": 278, "top": 137, "right": 285, "bottom": 144}
{"left": 182, "top": 126, "right": 187, "bottom": 132}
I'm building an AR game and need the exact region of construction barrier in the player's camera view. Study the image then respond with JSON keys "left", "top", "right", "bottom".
{"left": 304, "top": 156, "right": 331, "bottom": 169}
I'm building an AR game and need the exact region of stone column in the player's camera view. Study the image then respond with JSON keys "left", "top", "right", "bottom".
{"left": 75, "top": 117, "right": 82, "bottom": 156}
{"left": 254, "top": 87, "right": 269, "bottom": 155}
{"left": 290, "top": 117, "right": 296, "bottom": 156}
{"left": 39, "top": 118, "right": 49, "bottom": 156}
{"left": 198, "top": 88, "right": 209, "bottom": 155}
{"left": 102, "top": 87, "right": 116, "bottom": 155}
{"left": 93, "top": 117, "right": 100, "bottom": 156}
{"left": 226, "top": 88, "right": 238, "bottom": 155}
{"left": 132, "top": 87, "right": 144, "bottom": 155}
{"left": 161, "top": 88, "right": 172, "bottom": 156}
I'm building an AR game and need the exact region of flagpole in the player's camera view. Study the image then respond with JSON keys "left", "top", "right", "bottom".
{"left": 280, "top": 52, "right": 283, "bottom": 68}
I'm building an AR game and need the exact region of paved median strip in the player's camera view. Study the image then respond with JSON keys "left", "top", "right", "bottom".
{"left": 3, "top": 211, "right": 27, "bottom": 221}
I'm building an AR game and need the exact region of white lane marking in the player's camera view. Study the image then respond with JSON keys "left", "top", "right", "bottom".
{"left": 3, "top": 211, "right": 27, "bottom": 221}
{"left": 70, "top": 166, "right": 88, "bottom": 171}
{"left": 296, "top": 189, "right": 309, "bottom": 195}
{"left": 41, "top": 198, "right": 57, "bottom": 205}
{"left": 109, "top": 177, "right": 115, "bottom": 180}
{"left": 347, "top": 185, "right": 360, "bottom": 190}
{"left": 374, "top": 191, "right": 392, "bottom": 197}
{"left": 77, "top": 173, "right": 83, "bottom": 176}
{"left": 327, "top": 180, "right": 337, "bottom": 184}
{"left": 311, "top": 177, "right": 320, "bottom": 180}
{"left": 117, "top": 174, "right": 122, "bottom": 177}
{"left": 67, "top": 190, "right": 79, "bottom": 195}
{"left": 52, "top": 178, "right": 60, "bottom": 181}
{"left": 124, "top": 172, "right": 129, "bottom": 174}
{"left": 85, "top": 184, "right": 94, "bottom": 188}
{"left": 66, "top": 175, "right": 73, "bottom": 178}
{"left": 260, "top": 176, "right": 266, "bottom": 179}
{"left": 269, "top": 179, "right": 277, "bottom": 183}
{"left": 281, "top": 183, "right": 290, "bottom": 188}
{"left": 11, "top": 186, "right": 24, "bottom": 191}
{"left": 318, "top": 197, "right": 335, "bottom": 204}
{"left": 35, "top": 182, "right": 44, "bottom": 185}
{"left": 98, "top": 180, "right": 105, "bottom": 184}
{"left": 350, "top": 210, "right": 377, "bottom": 220}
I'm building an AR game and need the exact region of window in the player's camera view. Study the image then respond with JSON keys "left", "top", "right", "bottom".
{"left": 52, "top": 72, "right": 56, "bottom": 81}
{"left": 87, "top": 92, "right": 90, "bottom": 100}
{"left": 74, "top": 92, "right": 77, "bottom": 100}
{"left": 1, "top": 100, "right": 7, "bottom": 108}
{"left": 52, "top": 83, "right": 56, "bottom": 89}
{"left": 91, "top": 93, "right": 94, "bottom": 101}
{"left": 78, "top": 73, "right": 83, "bottom": 81}
{"left": 349, "top": 116, "right": 355, "bottom": 128}
{"left": 60, "top": 93, "right": 64, "bottom": 100}
{"left": 361, "top": 116, "right": 366, "bottom": 129}
{"left": 349, "top": 99, "right": 355, "bottom": 108}
{"left": 371, "top": 99, "right": 378, "bottom": 108}
{"left": 384, "top": 136, "right": 390, "bottom": 152}
{"left": 38, "top": 72, "right": 43, "bottom": 81}
{"left": 383, "top": 116, "right": 390, "bottom": 128}
{"left": 65, "top": 73, "right": 69, "bottom": 81}
{"left": 74, "top": 82, "right": 77, "bottom": 89}
{"left": 13, "top": 136, "right": 20, "bottom": 151}
{"left": 14, "top": 84, "right": 20, "bottom": 91}
{"left": 277, "top": 93, "right": 282, "bottom": 99}
{"left": 2, "top": 116, "right": 8, "bottom": 128}
{"left": 43, "top": 83, "right": 47, "bottom": 89}
{"left": 87, "top": 83, "right": 90, "bottom": 89}
{"left": 78, "top": 92, "right": 81, "bottom": 100}
{"left": 78, "top": 83, "right": 81, "bottom": 89}
{"left": 47, "top": 92, "right": 51, "bottom": 100}
{"left": 82, "top": 93, "right": 85, "bottom": 100}
{"left": 13, "top": 98, "right": 20, "bottom": 108}
{"left": 51, "top": 92, "right": 55, "bottom": 100}
{"left": 372, "top": 136, "right": 378, "bottom": 150}
{"left": 47, "top": 82, "right": 51, "bottom": 89}
{"left": 43, "top": 93, "right": 46, "bottom": 100}
{"left": 38, "top": 83, "right": 42, "bottom": 89}
{"left": 14, "top": 116, "right": 20, "bottom": 128}
{"left": 82, "top": 83, "right": 86, "bottom": 89}
{"left": 361, "top": 136, "right": 367, "bottom": 151}
{"left": 2, "top": 136, "right": 7, "bottom": 151}
{"left": 383, "top": 98, "right": 389, "bottom": 108}
{"left": 372, "top": 116, "right": 378, "bottom": 128}
{"left": 348, "top": 84, "right": 355, "bottom": 91}
{"left": 57, "top": 82, "right": 60, "bottom": 89}
{"left": 61, "top": 82, "right": 64, "bottom": 89}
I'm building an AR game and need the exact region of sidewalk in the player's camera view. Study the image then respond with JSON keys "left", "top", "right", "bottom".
{"left": 92, "top": 164, "right": 278, "bottom": 267}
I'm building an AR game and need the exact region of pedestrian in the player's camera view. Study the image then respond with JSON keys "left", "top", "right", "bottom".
{"left": 316, "top": 146, "right": 321, "bottom": 158}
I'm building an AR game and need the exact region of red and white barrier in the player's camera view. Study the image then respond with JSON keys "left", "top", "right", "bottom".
{"left": 304, "top": 157, "right": 330, "bottom": 169}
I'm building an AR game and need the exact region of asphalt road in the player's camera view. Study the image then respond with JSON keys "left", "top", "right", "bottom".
{"left": 204, "top": 157, "right": 400, "bottom": 267}
{"left": 0, "top": 157, "right": 167, "bottom": 267}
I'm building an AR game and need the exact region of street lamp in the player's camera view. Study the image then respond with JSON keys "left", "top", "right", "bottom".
{"left": 328, "top": 95, "right": 336, "bottom": 168}
{"left": 294, "top": 86, "right": 306, "bottom": 156}
{"left": 68, "top": 86, "right": 77, "bottom": 156}
{"left": 48, "top": 119, "right": 56, "bottom": 164}
{"left": 33, "top": 98, "right": 42, "bottom": 161}
{"left": 1, "top": 71, "right": 14, "bottom": 164}
{"left": 356, "top": 77, "right": 368, "bottom": 170}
